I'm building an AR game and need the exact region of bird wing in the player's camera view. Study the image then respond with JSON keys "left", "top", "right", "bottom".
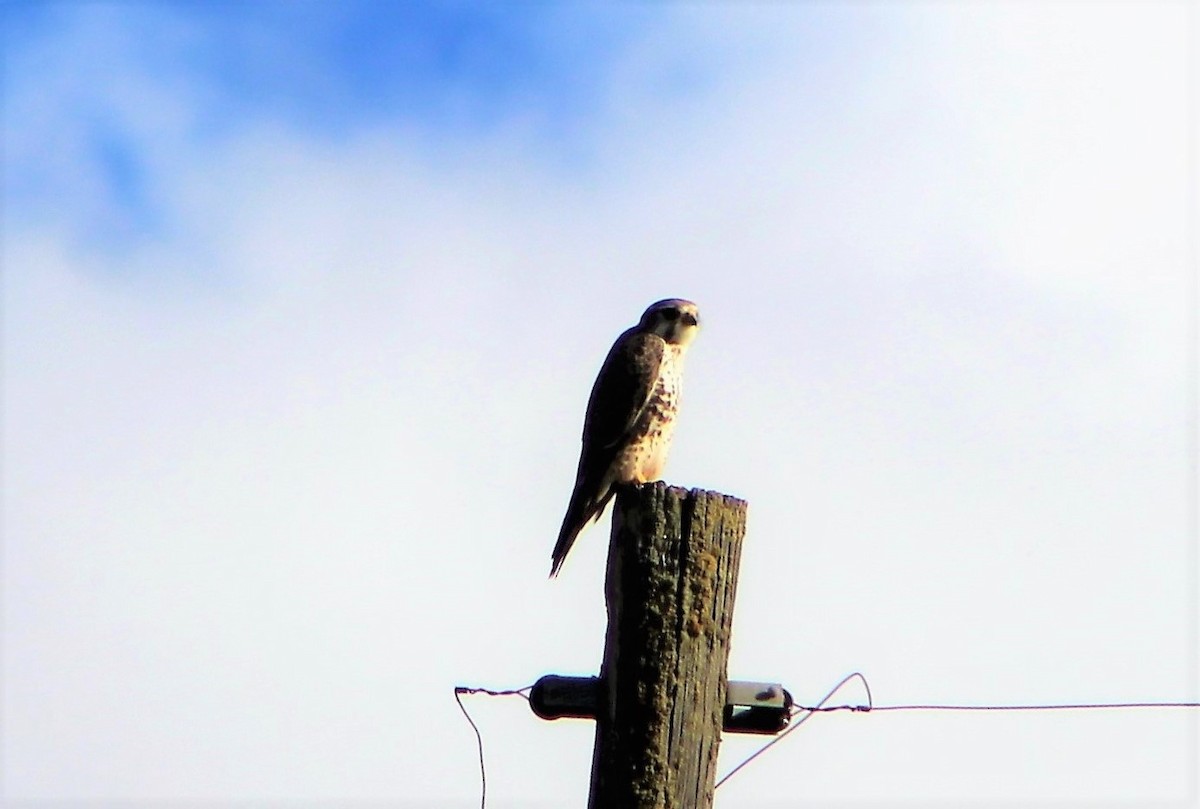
{"left": 581, "top": 328, "right": 665, "bottom": 455}
{"left": 549, "top": 329, "right": 664, "bottom": 577}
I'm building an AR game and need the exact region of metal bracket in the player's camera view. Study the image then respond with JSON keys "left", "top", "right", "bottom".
{"left": 530, "top": 674, "right": 792, "bottom": 735}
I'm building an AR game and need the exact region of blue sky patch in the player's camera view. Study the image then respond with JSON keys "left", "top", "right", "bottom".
{"left": 4, "top": 2, "right": 682, "bottom": 250}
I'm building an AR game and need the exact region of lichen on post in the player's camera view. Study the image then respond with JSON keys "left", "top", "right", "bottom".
{"left": 588, "top": 482, "right": 748, "bottom": 809}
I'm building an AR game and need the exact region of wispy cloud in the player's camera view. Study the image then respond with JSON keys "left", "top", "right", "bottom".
{"left": 3, "top": 2, "right": 1193, "bottom": 805}
{"left": 5, "top": 3, "right": 686, "bottom": 253}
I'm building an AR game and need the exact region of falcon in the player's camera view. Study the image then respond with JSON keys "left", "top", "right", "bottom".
{"left": 550, "top": 298, "right": 701, "bottom": 577}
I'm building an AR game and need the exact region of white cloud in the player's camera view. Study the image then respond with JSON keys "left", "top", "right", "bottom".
{"left": 3, "top": 2, "right": 1194, "bottom": 806}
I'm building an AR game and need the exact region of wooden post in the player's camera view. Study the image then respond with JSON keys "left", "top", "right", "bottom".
{"left": 588, "top": 482, "right": 748, "bottom": 809}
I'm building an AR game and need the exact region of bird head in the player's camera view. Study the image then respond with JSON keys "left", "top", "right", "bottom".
{"left": 639, "top": 298, "right": 700, "bottom": 347}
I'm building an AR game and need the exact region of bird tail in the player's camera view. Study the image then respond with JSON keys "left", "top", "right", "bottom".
{"left": 549, "top": 478, "right": 612, "bottom": 577}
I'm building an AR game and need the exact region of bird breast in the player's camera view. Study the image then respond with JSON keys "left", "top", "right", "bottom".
{"left": 619, "top": 344, "right": 685, "bottom": 484}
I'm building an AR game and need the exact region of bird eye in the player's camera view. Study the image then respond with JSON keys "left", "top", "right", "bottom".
{"left": 661, "top": 308, "right": 680, "bottom": 321}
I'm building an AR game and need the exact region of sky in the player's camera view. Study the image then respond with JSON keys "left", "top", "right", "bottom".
{"left": 2, "top": 2, "right": 1197, "bottom": 807}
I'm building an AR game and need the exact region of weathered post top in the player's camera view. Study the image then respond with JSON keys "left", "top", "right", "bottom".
{"left": 588, "top": 482, "right": 748, "bottom": 809}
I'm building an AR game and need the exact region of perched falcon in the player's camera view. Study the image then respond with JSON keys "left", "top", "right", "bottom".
{"left": 550, "top": 298, "right": 701, "bottom": 577}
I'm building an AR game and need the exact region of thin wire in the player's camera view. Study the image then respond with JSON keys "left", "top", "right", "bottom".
{"left": 716, "top": 672, "right": 1200, "bottom": 790}
{"left": 714, "top": 671, "right": 871, "bottom": 789}
{"left": 456, "top": 685, "right": 533, "bottom": 700}
{"left": 456, "top": 676, "right": 1200, "bottom": 802}
{"left": 806, "top": 700, "right": 1200, "bottom": 712}
{"left": 453, "top": 689, "right": 486, "bottom": 809}
{"left": 454, "top": 686, "right": 533, "bottom": 809}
